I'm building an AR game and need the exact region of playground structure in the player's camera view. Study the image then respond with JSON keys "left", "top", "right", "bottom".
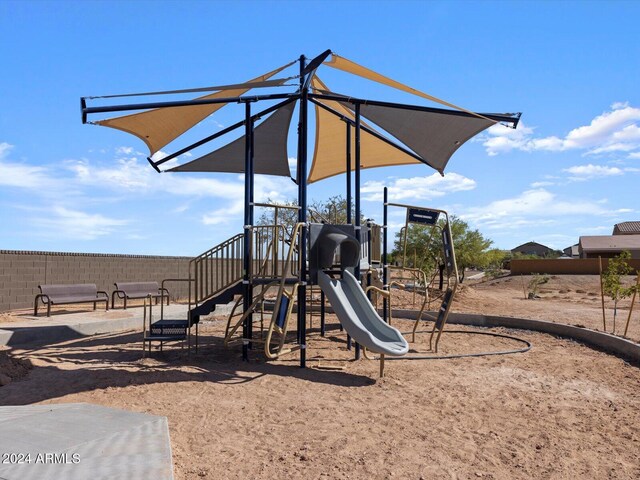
{"left": 383, "top": 201, "right": 459, "bottom": 352}
{"left": 81, "top": 50, "right": 521, "bottom": 372}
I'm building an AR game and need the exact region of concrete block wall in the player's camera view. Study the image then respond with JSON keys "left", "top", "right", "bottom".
{"left": 0, "top": 250, "right": 193, "bottom": 312}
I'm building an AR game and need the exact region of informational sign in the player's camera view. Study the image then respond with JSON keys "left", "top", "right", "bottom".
{"left": 407, "top": 208, "right": 439, "bottom": 225}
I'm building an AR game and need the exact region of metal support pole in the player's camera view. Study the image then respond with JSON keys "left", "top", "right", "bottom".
{"left": 320, "top": 291, "right": 326, "bottom": 337}
{"left": 366, "top": 221, "right": 372, "bottom": 300}
{"left": 242, "top": 101, "right": 253, "bottom": 361}
{"left": 346, "top": 123, "right": 352, "bottom": 225}
{"left": 383, "top": 187, "right": 389, "bottom": 324}
{"left": 248, "top": 110, "right": 255, "bottom": 350}
{"left": 354, "top": 102, "right": 361, "bottom": 360}
{"left": 297, "top": 54, "right": 308, "bottom": 368}
{"left": 345, "top": 121, "right": 352, "bottom": 346}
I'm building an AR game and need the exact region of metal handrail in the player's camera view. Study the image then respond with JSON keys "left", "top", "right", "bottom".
{"left": 251, "top": 224, "right": 291, "bottom": 280}
{"left": 189, "top": 233, "right": 244, "bottom": 305}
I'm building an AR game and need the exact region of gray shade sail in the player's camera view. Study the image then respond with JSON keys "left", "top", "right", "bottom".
{"left": 168, "top": 101, "right": 296, "bottom": 176}
{"left": 356, "top": 103, "right": 496, "bottom": 173}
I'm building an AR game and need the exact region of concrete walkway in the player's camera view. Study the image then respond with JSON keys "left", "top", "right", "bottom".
{"left": 0, "top": 305, "right": 188, "bottom": 347}
{"left": 0, "top": 403, "right": 173, "bottom": 480}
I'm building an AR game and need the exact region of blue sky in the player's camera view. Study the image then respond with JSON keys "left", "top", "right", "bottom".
{"left": 1, "top": 0, "right": 639, "bottom": 256}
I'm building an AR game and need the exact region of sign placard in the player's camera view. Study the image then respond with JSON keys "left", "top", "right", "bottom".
{"left": 407, "top": 208, "right": 439, "bottom": 225}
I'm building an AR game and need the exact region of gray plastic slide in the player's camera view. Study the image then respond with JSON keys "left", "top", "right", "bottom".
{"left": 318, "top": 270, "right": 409, "bottom": 356}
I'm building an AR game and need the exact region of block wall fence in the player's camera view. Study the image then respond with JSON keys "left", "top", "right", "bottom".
{"left": 510, "top": 258, "right": 640, "bottom": 275}
{"left": 0, "top": 250, "right": 194, "bottom": 312}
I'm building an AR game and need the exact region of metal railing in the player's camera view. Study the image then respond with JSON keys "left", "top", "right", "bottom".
{"left": 189, "top": 223, "right": 300, "bottom": 306}
{"left": 251, "top": 224, "right": 294, "bottom": 280}
{"left": 189, "top": 233, "right": 244, "bottom": 305}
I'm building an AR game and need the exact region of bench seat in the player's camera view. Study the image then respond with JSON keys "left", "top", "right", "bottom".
{"left": 112, "top": 281, "right": 170, "bottom": 309}
{"left": 35, "top": 284, "right": 109, "bottom": 317}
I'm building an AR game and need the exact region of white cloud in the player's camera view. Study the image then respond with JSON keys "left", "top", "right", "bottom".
{"left": 202, "top": 199, "right": 245, "bottom": 225}
{"left": 0, "top": 142, "right": 53, "bottom": 189}
{"left": 562, "top": 164, "right": 624, "bottom": 181}
{"left": 116, "top": 146, "right": 135, "bottom": 155}
{"left": 463, "top": 188, "right": 630, "bottom": 227}
{"left": 33, "top": 206, "right": 128, "bottom": 240}
{"left": 580, "top": 225, "right": 612, "bottom": 235}
{"left": 288, "top": 156, "right": 297, "bottom": 177}
{"left": 362, "top": 172, "right": 476, "bottom": 202}
{"left": 482, "top": 103, "right": 640, "bottom": 157}
{"left": 64, "top": 154, "right": 296, "bottom": 206}
{"left": 3, "top": 142, "right": 297, "bottom": 242}
{"left": 67, "top": 157, "right": 150, "bottom": 191}
{"left": 530, "top": 181, "right": 555, "bottom": 188}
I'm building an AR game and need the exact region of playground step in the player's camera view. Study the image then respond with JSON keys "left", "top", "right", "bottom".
{"left": 189, "top": 281, "right": 243, "bottom": 325}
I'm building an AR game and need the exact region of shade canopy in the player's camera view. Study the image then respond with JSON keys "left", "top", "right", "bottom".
{"left": 356, "top": 102, "right": 496, "bottom": 173}
{"left": 83, "top": 51, "right": 520, "bottom": 182}
{"left": 308, "top": 78, "right": 424, "bottom": 183}
{"left": 168, "top": 100, "right": 295, "bottom": 177}
{"left": 96, "top": 62, "right": 293, "bottom": 156}
{"left": 324, "top": 53, "right": 498, "bottom": 124}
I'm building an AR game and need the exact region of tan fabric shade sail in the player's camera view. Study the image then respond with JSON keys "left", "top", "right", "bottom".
{"left": 308, "top": 77, "right": 423, "bottom": 184}
{"left": 356, "top": 102, "right": 495, "bottom": 173}
{"left": 96, "top": 62, "right": 293, "bottom": 156}
{"left": 324, "top": 54, "right": 497, "bottom": 125}
{"left": 167, "top": 100, "right": 295, "bottom": 177}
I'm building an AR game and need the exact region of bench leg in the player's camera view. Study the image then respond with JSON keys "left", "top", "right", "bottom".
{"left": 34, "top": 298, "right": 38, "bottom": 317}
{"left": 47, "top": 302, "right": 51, "bottom": 317}
{"left": 93, "top": 301, "right": 97, "bottom": 311}
{"left": 124, "top": 297, "right": 127, "bottom": 310}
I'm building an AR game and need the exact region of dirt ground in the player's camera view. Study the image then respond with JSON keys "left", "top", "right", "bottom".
{"left": 386, "top": 273, "right": 640, "bottom": 344}
{"left": 1, "top": 275, "right": 640, "bottom": 479}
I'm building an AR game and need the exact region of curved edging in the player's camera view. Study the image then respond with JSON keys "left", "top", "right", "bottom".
{"left": 392, "top": 308, "right": 640, "bottom": 364}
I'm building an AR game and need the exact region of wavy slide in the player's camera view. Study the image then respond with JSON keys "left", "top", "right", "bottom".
{"left": 318, "top": 270, "right": 409, "bottom": 356}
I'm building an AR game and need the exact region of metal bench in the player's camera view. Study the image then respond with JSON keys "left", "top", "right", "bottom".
{"left": 112, "top": 281, "right": 170, "bottom": 309}
{"left": 34, "top": 283, "right": 109, "bottom": 317}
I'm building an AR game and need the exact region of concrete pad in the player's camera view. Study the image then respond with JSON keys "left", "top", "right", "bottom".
{"left": 0, "top": 302, "right": 232, "bottom": 347}
{"left": 0, "top": 304, "right": 187, "bottom": 347}
{"left": 0, "top": 403, "right": 173, "bottom": 480}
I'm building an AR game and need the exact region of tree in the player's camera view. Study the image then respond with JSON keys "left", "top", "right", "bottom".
{"left": 393, "top": 216, "right": 494, "bottom": 283}
{"left": 484, "top": 249, "right": 511, "bottom": 279}
{"left": 602, "top": 251, "right": 640, "bottom": 333}
{"left": 256, "top": 199, "right": 299, "bottom": 239}
{"left": 256, "top": 195, "right": 365, "bottom": 232}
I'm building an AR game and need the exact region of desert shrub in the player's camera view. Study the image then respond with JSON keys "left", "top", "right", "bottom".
{"left": 527, "top": 274, "right": 550, "bottom": 298}
{"left": 602, "top": 251, "right": 640, "bottom": 333}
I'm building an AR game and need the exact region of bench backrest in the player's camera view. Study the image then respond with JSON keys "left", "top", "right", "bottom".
{"left": 39, "top": 284, "right": 98, "bottom": 300}
{"left": 114, "top": 281, "right": 160, "bottom": 295}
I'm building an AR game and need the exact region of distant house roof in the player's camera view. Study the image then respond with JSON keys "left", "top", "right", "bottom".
{"left": 511, "top": 241, "right": 554, "bottom": 256}
{"left": 579, "top": 235, "right": 640, "bottom": 252}
{"left": 563, "top": 243, "right": 579, "bottom": 257}
{"left": 613, "top": 221, "right": 640, "bottom": 235}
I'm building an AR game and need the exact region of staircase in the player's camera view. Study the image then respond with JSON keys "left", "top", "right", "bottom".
{"left": 188, "top": 224, "right": 296, "bottom": 325}
{"left": 188, "top": 234, "right": 244, "bottom": 325}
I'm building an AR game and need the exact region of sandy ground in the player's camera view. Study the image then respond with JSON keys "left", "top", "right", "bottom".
{"left": 1, "top": 275, "right": 640, "bottom": 479}
{"left": 386, "top": 273, "right": 640, "bottom": 344}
